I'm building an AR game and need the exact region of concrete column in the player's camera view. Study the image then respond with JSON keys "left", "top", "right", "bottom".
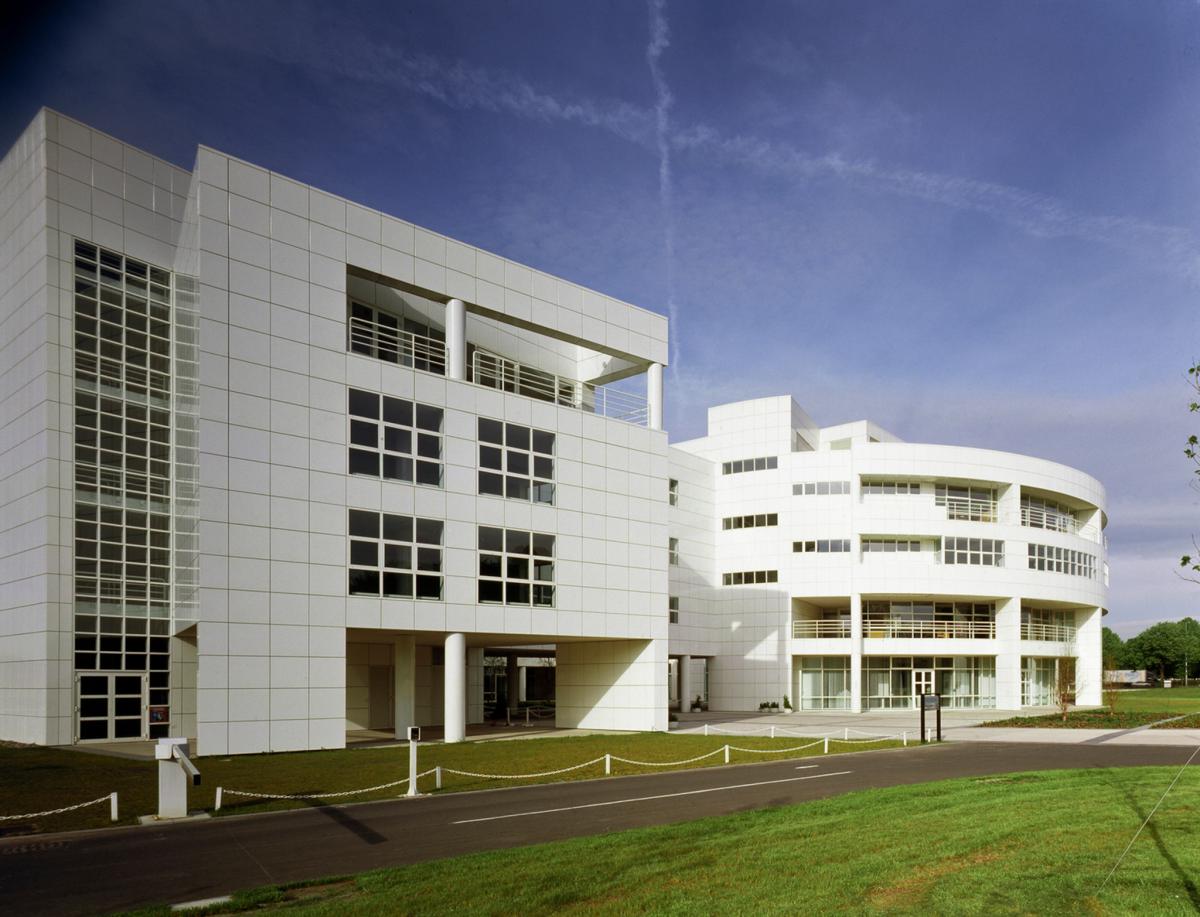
{"left": 849, "top": 593, "right": 863, "bottom": 713}
{"left": 1075, "top": 606, "right": 1103, "bottom": 706}
{"left": 393, "top": 635, "right": 415, "bottom": 740}
{"left": 647, "top": 362, "right": 663, "bottom": 430}
{"left": 995, "top": 596, "right": 1023, "bottom": 709}
{"left": 467, "top": 647, "right": 485, "bottom": 723}
{"left": 445, "top": 298, "right": 466, "bottom": 381}
{"left": 505, "top": 654, "right": 519, "bottom": 711}
{"left": 443, "top": 633, "right": 466, "bottom": 743}
{"left": 678, "top": 654, "right": 692, "bottom": 710}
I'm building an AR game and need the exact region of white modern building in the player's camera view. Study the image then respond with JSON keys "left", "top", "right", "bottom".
{"left": 666, "top": 397, "right": 1107, "bottom": 714}
{"left": 0, "top": 110, "right": 1106, "bottom": 753}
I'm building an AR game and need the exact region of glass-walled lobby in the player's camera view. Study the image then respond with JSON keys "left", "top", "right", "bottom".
{"left": 795, "top": 656, "right": 998, "bottom": 710}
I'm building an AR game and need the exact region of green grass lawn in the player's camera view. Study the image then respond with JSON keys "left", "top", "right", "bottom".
{"left": 0, "top": 733, "right": 900, "bottom": 835}
{"left": 124, "top": 765, "right": 1200, "bottom": 916}
{"left": 1114, "top": 685, "right": 1200, "bottom": 713}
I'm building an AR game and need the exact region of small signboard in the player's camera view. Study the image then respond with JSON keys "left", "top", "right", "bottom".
{"left": 921, "top": 693, "right": 940, "bottom": 711}
{"left": 148, "top": 705, "right": 169, "bottom": 724}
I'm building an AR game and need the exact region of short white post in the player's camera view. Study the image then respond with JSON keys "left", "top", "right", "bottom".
{"left": 435, "top": 766, "right": 443, "bottom": 790}
{"left": 844, "top": 727, "right": 849, "bottom": 740}
{"left": 525, "top": 708, "right": 531, "bottom": 727}
{"left": 110, "top": 792, "right": 119, "bottom": 822}
{"left": 703, "top": 723, "right": 709, "bottom": 737}
{"left": 824, "top": 737, "right": 829, "bottom": 754}
{"left": 214, "top": 787, "right": 223, "bottom": 812}
{"left": 605, "top": 754, "right": 611, "bottom": 775}
{"left": 724, "top": 744, "right": 730, "bottom": 764}
{"left": 770, "top": 725, "right": 776, "bottom": 739}
{"left": 407, "top": 737, "right": 419, "bottom": 797}
{"left": 902, "top": 731, "right": 907, "bottom": 747}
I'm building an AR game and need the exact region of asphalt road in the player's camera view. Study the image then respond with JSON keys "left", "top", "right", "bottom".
{"left": 1, "top": 741, "right": 1194, "bottom": 916}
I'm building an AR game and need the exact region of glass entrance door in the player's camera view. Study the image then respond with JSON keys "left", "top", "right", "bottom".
{"left": 913, "top": 668, "right": 936, "bottom": 701}
{"left": 76, "top": 673, "right": 147, "bottom": 741}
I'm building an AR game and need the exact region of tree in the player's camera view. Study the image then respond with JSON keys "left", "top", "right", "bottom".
{"left": 1102, "top": 627, "right": 1124, "bottom": 668}
{"left": 1182, "top": 361, "right": 1200, "bottom": 582}
{"left": 1056, "top": 655, "right": 1076, "bottom": 723}
{"left": 1124, "top": 621, "right": 1184, "bottom": 681}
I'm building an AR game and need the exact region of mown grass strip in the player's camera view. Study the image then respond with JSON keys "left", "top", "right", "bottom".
{"left": 123, "top": 765, "right": 1200, "bottom": 916}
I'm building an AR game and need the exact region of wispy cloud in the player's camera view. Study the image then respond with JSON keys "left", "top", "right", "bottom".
{"left": 646, "top": 0, "right": 681, "bottom": 377}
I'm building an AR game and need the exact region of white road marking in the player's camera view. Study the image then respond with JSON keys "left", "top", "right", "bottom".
{"left": 451, "top": 771, "right": 853, "bottom": 824}
{"left": 795, "top": 765, "right": 819, "bottom": 770}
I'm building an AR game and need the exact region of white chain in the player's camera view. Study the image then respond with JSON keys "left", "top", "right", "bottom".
{"left": 610, "top": 748, "right": 726, "bottom": 767}
{"left": 441, "top": 757, "right": 606, "bottom": 780}
{"left": 836, "top": 735, "right": 899, "bottom": 744}
{"left": 727, "top": 741, "right": 825, "bottom": 754}
{"left": 0, "top": 794, "right": 113, "bottom": 821}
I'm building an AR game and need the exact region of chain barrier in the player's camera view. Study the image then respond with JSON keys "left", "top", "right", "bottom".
{"left": 0, "top": 793, "right": 117, "bottom": 822}
{"left": 217, "top": 770, "right": 437, "bottom": 808}
{"left": 609, "top": 748, "right": 726, "bottom": 767}
{"left": 727, "top": 740, "right": 825, "bottom": 754}
{"left": 440, "top": 757, "right": 606, "bottom": 780}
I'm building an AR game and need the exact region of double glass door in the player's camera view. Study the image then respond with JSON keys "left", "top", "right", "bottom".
{"left": 913, "top": 669, "right": 936, "bottom": 701}
{"left": 77, "top": 673, "right": 146, "bottom": 741}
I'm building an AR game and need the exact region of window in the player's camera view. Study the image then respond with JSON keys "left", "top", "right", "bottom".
{"left": 721, "top": 570, "right": 779, "bottom": 585}
{"left": 864, "top": 602, "right": 996, "bottom": 640}
{"left": 348, "top": 510, "right": 443, "bottom": 599}
{"left": 861, "top": 539, "right": 922, "bottom": 553}
{"left": 861, "top": 481, "right": 920, "bottom": 495}
{"left": 793, "top": 539, "right": 851, "bottom": 553}
{"left": 668, "top": 479, "right": 679, "bottom": 507}
{"left": 668, "top": 537, "right": 680, "bottom": 565}
{"left": 793, "top": 481, "right": 851, "bottom": 496}
{"left": 477, "top": 418, "right": 555, "bottom": 503}
{"left": 669, "top": 596, "right": 680, "bottom": 624}
{"left": 347, "top": 300, "right": 446, "bottom": 374}
{"left": 347, "top": 388, "right": 443, "bottom": 486}
{"left": 935, "top": 484, "right": 996, "bottom": 522}
{"left": 1022, "top": 607, "right": 1077, "bottom": 641}
{"left": 721, "top": 456, "right": 778, "bottom": 475}
{"left": 1027, "top": 544, "right": 1095, "bottom": 578}
{"left": 722, "top": 513, "right": 779, "bottom": 530}
{"left": 478, "top": 527, "right": 555, "bottom": 606}
{"left": 943, "top": 537, "right": 1004, "bottom": 566}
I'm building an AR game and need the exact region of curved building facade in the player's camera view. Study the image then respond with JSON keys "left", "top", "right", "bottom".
{"left": 667, "top": 396, "right": 1107, "bottom": 714}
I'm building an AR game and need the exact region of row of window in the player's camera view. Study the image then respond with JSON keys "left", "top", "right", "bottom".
{"left": 1021, "top": 495, "right": 1076, "bottom": 532}
{"left": 861, "top": 481, "right": 920, "bottom": 495}
{"left": 794, "top": 481, "right": 851, "bottom": 496}
{"left": 722, "top": 570, "right": 779, "bottom": 585}
{"left": 862, "top": 539, "right": 923, "bottom": 552}
{"left": 722, "top": 456, "right": 777, "bottom": 475}
{"left": 1028, "top": 544, "right": 1096, "bottom": 579}
{"left": 793, "top": 539, "right": 852, "bottom": 553}
{"left": 346, "top": 512, "right": 557, "bottom": 606}
{"left": 348, "top": 388, "right": 444, "bottom": 485}
{"left": 722, "top": 513, "right": 778, "bottom": 530}
{"left": 944, "top": 537, "right": 1004, "bottom": 567}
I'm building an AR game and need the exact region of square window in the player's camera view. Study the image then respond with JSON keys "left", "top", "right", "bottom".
{"left": 383, "top": 514, "right": 413, "bottom": 543}
{"left": 349, "top": 510, "right": 378, "bottom": 538}
{"left": 533, "top": 456, "right": 553, "bottom": 479}
{"left": 348, "top": 569, "right": 379, "bottom": 595}
{"left": 382, "top": 572, "right": 413, "bottom": 597}
{"left": 479, "top": 527, "right": 505, "bottom": 552}
{"left": 532, "top": 533, "right": 555, "bottom": 556}
{"left": 385, "top": 427, "right": 412, "bottom": 453}
{"left": 505, "top": 424, "right": 530, "bottom": 450}
{"left": 480, "top": 554, "right": 503, "bottom": 577}
{"left": 415, "top": 461, "right": 441, "bottom": 486}
{"left": 479, "top": 471, "right": 505, "bottom": 496}
{"left": 415, "top": 575, "right": 442, "bottom": 600}
{"left": 506, "top": 582, "right": 531, "bottom": 604}
{"left": 480, "top": 446, "right": 503, "bottom": 470}
{"left": 533, "top": 481, "right": 555, "bottom": 504}
{"left": 506, "top": 476, "right": 530, "bottom": 500}
{"left": 349, "top": 389, "right": 379, "bottom": 419}
{"left": 417, "top": 433, "right": 440, "bottom": 459}
{"left": 479, "top": 580, "right": 504, "bottom": 603}
{"left": 384, "top": 544, "right": 412, "bottom": 569}
{"left": 383, "top": 397, "right": 413, "bottom": 426}
{"left": 350, "top": 541, "right": 378, "bottom": 566}
{"left": 506, "top": 530, "right": 531, "bottom": 555}
{"left": 349, "top": 449, "right": 379, "bottom": 477}
{"left": 533, "top": 584, "right": 554, "bottom": 606}
{"left": 507, "top": 451, "right": 530, "bottom": 475}
{"left": 415, "top": 518, "right": 443, "bottom": 545}
{"left": 531, "top": 430, "right": 555, "bottom": 454}
{"left": 415, "top": 404, "right": 442, "bottom": 432}
{"left": 351, "top": 420, "right": 378, "bottom": 447}
{"left": 507, "top": 557, "right": 530, "bottom": 580}
{"left": 382, "top": 455, "right": 413, "bottom": 481}
{"left": 479, "top": 418, "right": 504, "bottom": 444}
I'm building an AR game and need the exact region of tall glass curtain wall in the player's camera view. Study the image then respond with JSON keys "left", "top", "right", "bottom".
{"left": 72, "top": 241, "right": 173, "bottom": 740}
{"left": 797, "top": 657, "right": 998, "bottom": 710}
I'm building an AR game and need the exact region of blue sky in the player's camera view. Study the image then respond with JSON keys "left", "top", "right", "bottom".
{"left": 3, "top": 0, "right": 1198, "bottom": 635}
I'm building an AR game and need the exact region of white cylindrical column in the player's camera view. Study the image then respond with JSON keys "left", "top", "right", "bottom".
{"left": 678, "top": 654, "right": 692, "bottom": 710}
{"left": 446, "top": 298, "right": 466, "bottom": 381}
{"left": 647, "top": 362, "right": 663, "bottom": 430}
{"left": 850, "top": 593, "right": 863, "bottom": 713}
{"left": 443, "top": 632, "right": 466, "bottom": 743}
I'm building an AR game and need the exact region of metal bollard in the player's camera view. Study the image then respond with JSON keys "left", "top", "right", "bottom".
{"left": 525, "top": 708, "right": 531, "bottom": 727}
{"left": 770, "top": 725, "right": 775, "bottom": 739}
{"left": 407, "top": 726, "right": 420, "bottom": 797}
{"left": 110, "top": 792, "right": 119, "bottom": 822}
{"left": 703, "top": 723, "right": 709, "bottom": 736}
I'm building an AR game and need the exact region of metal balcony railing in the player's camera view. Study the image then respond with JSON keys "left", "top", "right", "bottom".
{"left": 1021, "top": 623, "right": 1077, "bottom": 642}
{"left": 941, "top": 497, "right": 997, "bottom": 523}
{"left": 792, "top": 620, "right": 851, "bottom": 639}
{"left": 472, "top": 350, "right": 648, "bottom": 427}
{"left": 348, "top": 315, "right": 447, "bottom": 375}
{"left": 863, "top": 620, "right": 995, "bottom": 640}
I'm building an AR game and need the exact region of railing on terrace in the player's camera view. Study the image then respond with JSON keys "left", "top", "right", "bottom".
{"left": 472, "top": 350, "right": 648, "bottom": 427}
{"left": 348, "top": 315, "right": 447, "bottom": 375}
{"left": 941, "top": 497, "right": 997, "bottom": 523}
{"left": 1021, "top": 623, "right": 1077, "bottom": 642}
{"left": 792, "top": 620, "right": 851, "bottom": 639}
{"left": 863, "top": 620, "right": 995, "bottom": 640}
